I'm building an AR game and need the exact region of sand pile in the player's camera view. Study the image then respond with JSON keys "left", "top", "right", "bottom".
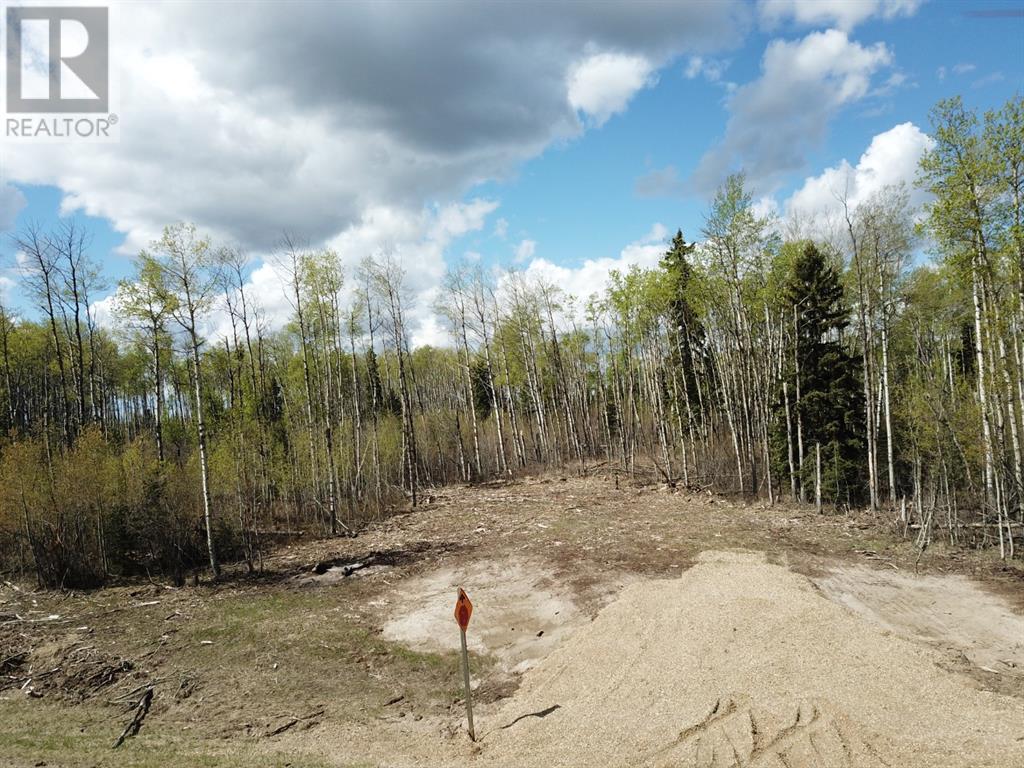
{"left": 479, "top": 551, "right": 1024, "bottom": 767}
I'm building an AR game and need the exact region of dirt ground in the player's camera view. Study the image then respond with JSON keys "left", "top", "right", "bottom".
{"left": 2, "top": 472, "right": 1023, "bottom": 767}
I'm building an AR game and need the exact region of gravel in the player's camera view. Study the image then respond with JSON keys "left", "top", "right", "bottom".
{"left": 479, "top": 550, "right": 1024, "bottom": 767}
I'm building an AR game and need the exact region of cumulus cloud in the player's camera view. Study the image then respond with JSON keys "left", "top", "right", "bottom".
{"left": 15, "top": 1, "right": 753, "bottom": 348}
{"left": 95, "top": 198, "right": 499, "bottom": 349}
{"left": 690, "top": 29, "right": 893, "bottom": 195}
{"left": 567, "top": 52, "right": 657, "bottom": 127}
{"left": 507, "top": 223, "right": 668, "bottom": 307}
{"left": 758, "top": 0, "right": 923, "bottom": 31}
{"left": 5, "top": 1, "right": 748, "bottom": 256}
{"left": 0, "top": 185, "right": 27, "bottom": 232}
{"left": 782, "top": 121, "right": 935, "bottom": 231}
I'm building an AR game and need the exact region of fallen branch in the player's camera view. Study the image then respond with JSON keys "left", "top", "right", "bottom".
{"left": 311, "top": 554, "right": 379, "bottom": 576}
{"left": 113, "top": 686, "right": 153, "bottom": 748}
{"left": 262, "top": 707, "right": 325, "bottom": 738}
{"left": 264, "top": 717, "right": 299, "bottom": 737}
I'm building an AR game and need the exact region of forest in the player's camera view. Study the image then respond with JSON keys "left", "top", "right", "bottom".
{"left": 0, "top": 95, "right": 1021, "bottom": 588}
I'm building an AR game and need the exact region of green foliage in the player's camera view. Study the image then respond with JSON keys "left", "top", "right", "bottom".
{"left": 660, "top": 229, "right": 707, "bottom": 403}
{"left": 772, "top": 243, "right": 866, "bottom": 506}
{"left": 470, "top": 356, "right": 493, "bottom": 420}
{"left": 1, "top": 94, "right": 1021, "bottom": 584}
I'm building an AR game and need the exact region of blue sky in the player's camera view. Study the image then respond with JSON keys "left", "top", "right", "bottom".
{"left": 1, "top": 0, "right": 1021, "bottom": 344}
{"left": 464, "top": 3, "right": 1021, "bottom": 268}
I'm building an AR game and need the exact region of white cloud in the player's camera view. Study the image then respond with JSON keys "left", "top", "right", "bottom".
{"left": 973, "top": 72, "right": 1005, "bottom": 89}
{"left": 567, "top": 52, "right": 657, "bottom": 127}
{"left": 325, "top": 198, "right": 499, "bottom": 347}
{"left": 882, "top": 71, "right": 907, "bottom": 90}
{"left": 691, "top": 29, "right": 892, "bottom": 194}
{"left": 751, "top": 195, "right": 780, "bottom": 220}
{"left": 429, "top": 199, "right": 501, "bottom": 243}
{"left": 514, "top": 239, "right": 537, "bottom": 263}
{"left": 506, "top": 223, "right": 668, "bottom": 307}
{"left": 0, "top": 184, "right": 27, "bottom": 232}
{"left": 96, "top": 198, "right": 499, "bottom": 350}
{"left": 100, "top": 216, "right": 676, "bottom": 348}
{"left": 493, "top": 217, "right": 509, "bottom": 239}
{"left": 0, "top": 252, "right": 30, "bottom": 310}
{"left": 0, "top": 275, "right": 16, "bottom": 305}
{"left": 11, "top": 1, "right": 753, "bottom": 349}
{"left": 940, "top": 62, "right": 979, "bottom": 82}
{"left": 89, "top": 292, "right": 121, "bottom": 333}
{"left": 758, "top": 0, "right": 923, "bottom": 31}
{"left": 782, "top": 121, "right": 935, "bottom": 230}
{"left": 684, "top": 56, "right": 729, "bottom": 82}
{"left": 5, "top": 1, "right": 748, "bottom": 257}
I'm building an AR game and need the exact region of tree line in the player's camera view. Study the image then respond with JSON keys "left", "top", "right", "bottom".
{"left": 0, "top": 95, "right": 1020, "bottom": 587}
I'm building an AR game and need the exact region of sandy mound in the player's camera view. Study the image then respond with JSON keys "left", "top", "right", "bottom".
{"left": 479, "top": 551, "right": 1024, "bottom": 767}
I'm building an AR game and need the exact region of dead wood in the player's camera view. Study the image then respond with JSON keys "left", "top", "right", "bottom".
{"left": 113, "top": 686, "right": 154, "bottom": 748}
{"left": 262, "top": 707, "right": 326, "bottom": 738}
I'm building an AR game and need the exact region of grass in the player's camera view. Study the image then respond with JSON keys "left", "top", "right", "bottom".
{"left": 0, "top": 584, "right": 476, "bottom": 767}
{"left": 167, "top": 588, "right": 465, "bottom": 715}
{"left": 0, "top": 699, "right": 338, "bottom": 768}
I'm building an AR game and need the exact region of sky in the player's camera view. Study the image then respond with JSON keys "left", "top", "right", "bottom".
{"left": 0, "top": 0, "right": 1021, "bottom": 346}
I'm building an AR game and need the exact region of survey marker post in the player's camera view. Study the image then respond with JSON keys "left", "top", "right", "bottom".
{"left": 454, "top": 587, "right": 475, "bottom": 741}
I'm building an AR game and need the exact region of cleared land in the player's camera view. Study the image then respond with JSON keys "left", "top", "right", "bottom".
{"left": 2, "top": 474, "right": 1023, "bottom": 767}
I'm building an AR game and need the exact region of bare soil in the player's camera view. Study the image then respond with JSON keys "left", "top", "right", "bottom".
{"left": 2, "top": 472, "right": 1022, "bottom": 767}
{"left": 815, "top": 564, "right": 1024, "bottom": 677}
{"left": 380, "top": 558, "right": 592, "bottom": 674}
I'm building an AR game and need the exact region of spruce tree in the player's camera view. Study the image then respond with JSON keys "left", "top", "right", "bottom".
{"left": 773, "top": 242, "right": 866, "bottom": 507}
{"left": 660, "top": 230, "right": 706, "bottom": 407}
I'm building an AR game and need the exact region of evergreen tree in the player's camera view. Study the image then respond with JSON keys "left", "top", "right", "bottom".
{"left": 773, "top": 242, "right": 866, "bottom": 506}
{"left": 660, "top": 230, "right": 707, "bottom": 424}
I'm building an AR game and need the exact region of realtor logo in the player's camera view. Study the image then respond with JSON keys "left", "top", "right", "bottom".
{"left": 6, "top": 6, "right": 109, "bottom": 113}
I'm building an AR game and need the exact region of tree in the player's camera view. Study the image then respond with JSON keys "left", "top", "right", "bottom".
{"left": 660, "top": 229, "right": 707, "bottom": 484}
{"left": 148, "top": 223, "right": 221, "bottom": 577}
{"left": 2, "top": 94, "right": 1022, "bottom": 587}
{"left": 774, "top": 242, "right": 865, "bottom": 506}
{"left": 117, "top": 255, "right": 173, "bottom": 463}
{"left": 919, "top": 96, "right": 1021, "bottom": 557}
{"left": 701, "top": 174, "right": 780, "bottom": 497}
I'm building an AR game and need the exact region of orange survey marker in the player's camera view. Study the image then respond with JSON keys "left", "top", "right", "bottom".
{"left": 454, "top": 587, "right": 473, "bottom": 631}
{"left": 454, "top": 587, "right": 475, "bottom": 740}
